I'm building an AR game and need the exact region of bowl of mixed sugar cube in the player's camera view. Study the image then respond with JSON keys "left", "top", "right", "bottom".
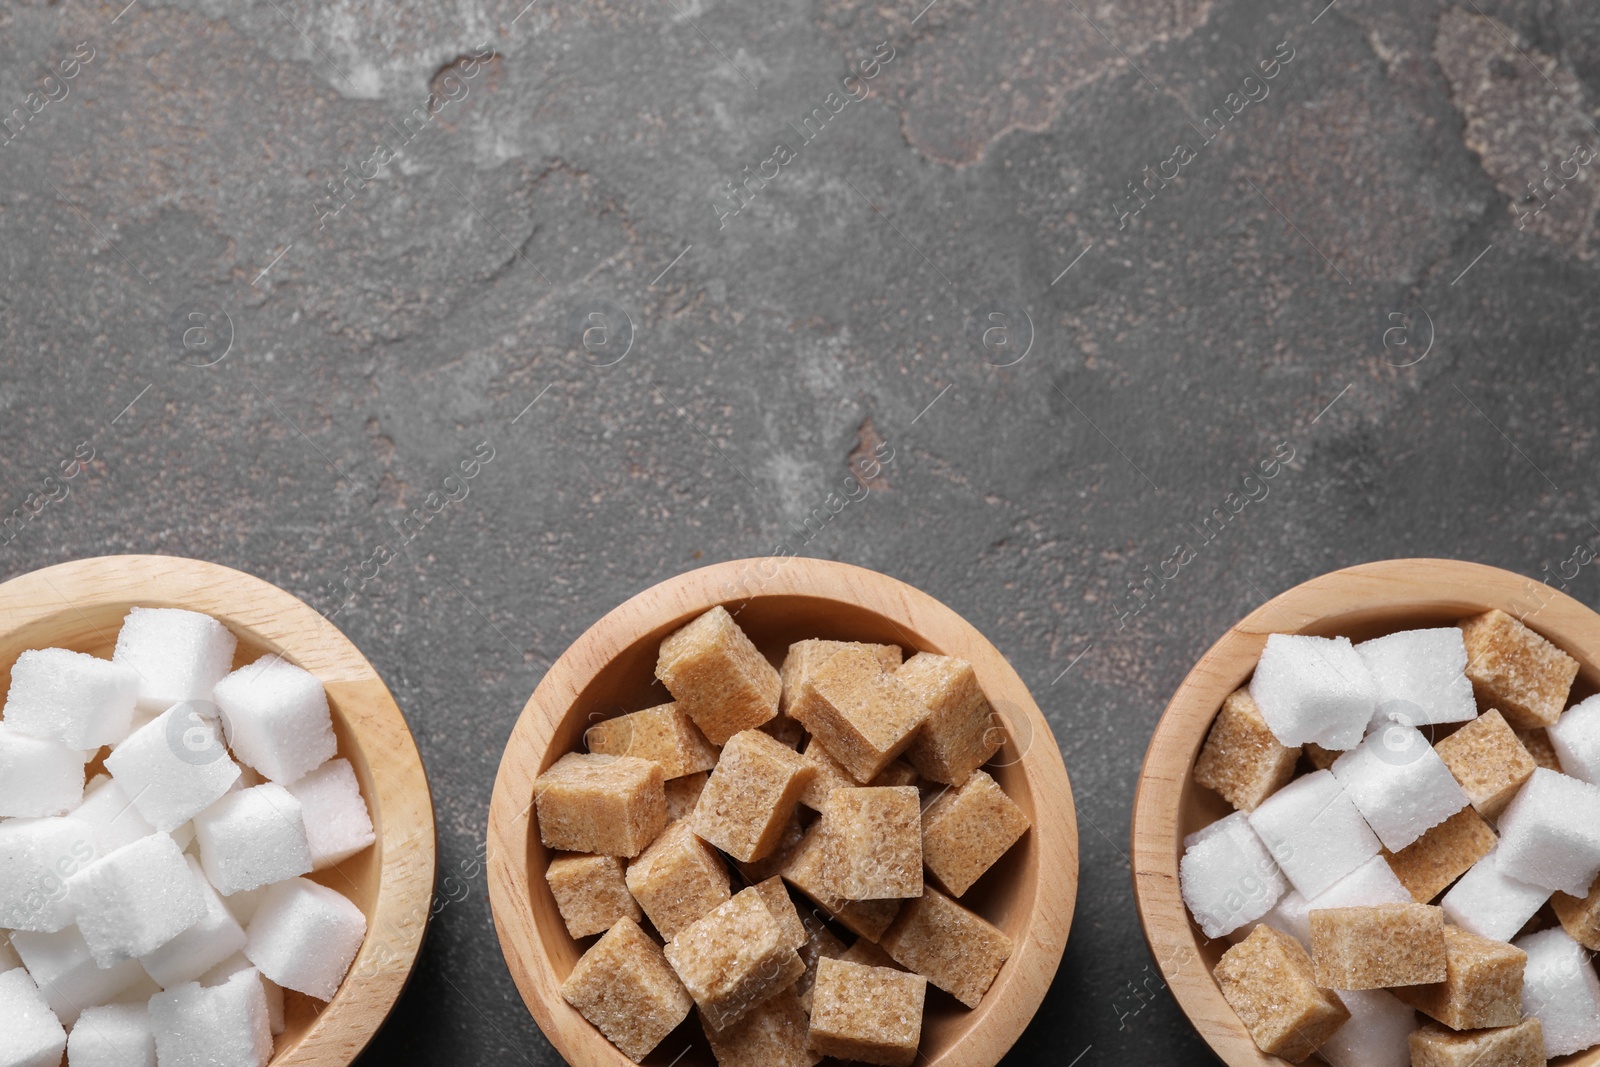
{"left": 1132, "top": 557, "right": 1600, "bottom": 1067}
{"left": 0, "top": 554, "right": 434, "bottom": 1067}
{"left": 486, "top": 557, "right": 1078, "bottom": 1067}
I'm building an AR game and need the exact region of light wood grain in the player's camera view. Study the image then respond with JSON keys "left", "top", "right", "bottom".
{"left": 486, "top": 557, "right": 1078, "bottom": 1067}
{"left": 1132, "top": 558, "right": 1600, "bottom": 1067}
{"left": 0, "top": 555, "right": 435, "bottom": 1067}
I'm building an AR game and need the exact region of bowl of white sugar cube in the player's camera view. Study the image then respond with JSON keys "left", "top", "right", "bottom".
{"left": 1133, "top": 558, "right": 1600, "bottom": 1067}
{"left": 0, "top": 554, "right": 434, "bottom": 1067}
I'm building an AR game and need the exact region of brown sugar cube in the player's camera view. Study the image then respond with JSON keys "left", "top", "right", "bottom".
{"left": 895, "top": 652, "right": 1003, "bottom": 787}
{"left": 1409, "top": 1018, "right": 1545, "bottom": 1067}
{"left": 1193, "top": 687, "right": 1301, "bottom": 812}
{"left": 587, "top": 702, "right": 719, "bottom": 779}
{"left": 820, "top": 786, "right": 923, "bottom": 900}
{"left": 545, "top": 853, "right": 642, "bottom": 938}
{"left": 795, "top": 924, "right": 849, "bottom": 1013}
{"left": 921, "top": 769, "right": 1031, "bottom": 898}
{"left": 1213, "top": 925, "right": 1351, "bottom": 1062}
{"left": 704, "top": 988, "right": 820, "bottom": 1067}
{"left": 1553, "top": 875, "right": 1600, "bottom": 950}
{"left": 873, "top": 761, "right": 919, "bottom": 788}
{"left": 1309, "top": 903, "right": 1448, "bottom": 989}
{"left": 1459, "top": 609, "right": 1579, "bottom": 729}
{"left": 789, "top": 647, "right": 932, "bottom": 783}
{"left": 561, "top": 916, "right": 693, "bottom": 1062}
{"left": 752, "top": 876, "right": 809, "bottom": 950}
{"left": 1385, "top": 808, "right": 1498, "bottom": 903}
{"left": 534, "top": 753, "right": 666, "bottom": 858}
{"left": 692, "top": 730, "right": 816, "bottom": 863}
{"left": 664, "top": 886, "right": 806, "bottom": 1032}
{"left": 840, "top": 937, "right": 899, "bottom": 969}
{"left": 656, "top": 606, "right": 781, "bottom": 745}
{"left": 665, "top": 771, "right": 708, "bottom": 821}
{"left": 806, "top": 958, "right": 926, "bottom": 1067}
{"left": 779, "top": 639, "right": 902, "bottom": 715}
{"left": 780, "top": 822, "right": 902, "bottom": 942}
{"left": 625, "top": 820, "right": 731, "bottom": 940}
{"left": 1515, "top": 727, "right": 1561, "bottom": 771}
{"left": 761, "top": 714, "right": 809, "bottom": 750}
{"left": 799, "top": 739, "right": 919, "bottom": 810}
{"left": 1434, "top": 710, "right": 1538, "bottom": 820}
{"left": 735, "top": 813, "right": 806, "bottom": 885}
{"left": 1393, "top": 925, "right": 1526, "bottom": 1029}
{"left": 1304, "top": 743, "right": 1340, "bottom": 771}
{"left": 879, "top": 887, "right": 1013, "bottom": 1008}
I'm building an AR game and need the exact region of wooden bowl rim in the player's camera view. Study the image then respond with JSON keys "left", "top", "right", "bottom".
{"left": 1130, "top": 557, "right": 1600, "bottom": 1067}
{"left": 0, "top": 554, "right": 437, "bottom": 1067}
{"left": 486, "top": 556, "right": 1078, "bottom": 1067}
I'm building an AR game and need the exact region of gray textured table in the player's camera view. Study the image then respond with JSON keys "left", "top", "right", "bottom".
{"left": 4, "top": 0, "right": 1598, "bottom": 1062}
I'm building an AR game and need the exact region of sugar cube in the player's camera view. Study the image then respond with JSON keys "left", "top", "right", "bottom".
{"left": 1261, "top": 854, "right": 1412, "bottom": 946}
{"left": 921, "top": 769, "right": 1030, "bottom": 897}
{"left": 1179, "top": 811, "right": 1286, "bottom": 938}
{"left": 534, "top": 753, "right": 666, "bottom": 858}
{"left": 872, "top": 760, "right": 918, "bottom": 788}
{"left": 1214, "top": 924, "right": 1350, "bottom": 1062}
{"left": 148, "top": 968, "right": 272, "bottom": 1067}
{"left": 691, "top": 730, "right": 814, "bottom": 863}
{"left": 1193, "top": 687, "right": 1300, "bottom": 812}
{"left": 10, "top": 925, "right": 152, "bottom": 1025}
{"left": 779, "top": 822, "right": 901, "bottom": 942}
{"left": 0, "top": 723, "right": 86, "bottom": 818}
{"left": 806, "top": 958, "right": 925, "bottom": 1067}
{"left": 140, "top": 855, "right": 248, "bottom": 987}
{"left": 1316, "top": 989, "right": 1416, "bottom": 1067}
{"left": 284, "top": 757, "right": 375, "bottom": 870}
{"left": 1408, "top": 1019, "right": 1545, "bottom": 1067}
{"left": 879, "top": 887, "right": 1012, "bottom": 1008}
{"left": 546, "top": 852, "right": 640, "bottom": 939}
{"left": 702, "top": 987, "right": 816, "bottom": 1067}
{"left": 193, "top": 783, "right": 313, "bottom": 895}
{"left": 840, "top": 936, "right": 900, "bottom": 969}
{"left": 1440, "top": 845, "right": 1552, "bottom": 942}
{"left": 562, "top": 916, "right": 691, "bottom": 1062}
{"left": 663, "top": 887, "right": 805, "bottom": 1032}
{"left": 104, "top": 705, "right": 241, "bottom": 832}
{"left": 1434, "top": 709, "right": 1537, "bottom": 819}
{"left": 212, "top": 654, "right": 336, "bottom": 784}
{"left": 655, "top": 607, "right": 780, "bottom": 745}
{"left": 1304, "top": 742, "right": 1340, "bottom": 770}
{"left": 74, "top": 775, "right": 157, "bottom": 856}
{"left": 197, "top": 952, "right": 283, "bottom": 1035}
{"left": 1550, "top": 692, "right": 1600, "bottom": 785}
{"left": 1247, "top": 770, "right": 1381, "bottom": 898}
{"left": 245, "top": 877, "right": 365, "bottom": 999}
{"left": 820, "top": 786, "right": 922, "bottom": 900}
{"left": 0, "top": 934, "right": 16, "bottom": 971}
{"left": 0, "top": 967, "right": 66, "bottom": 1067}
{"left": 1553, "top": 875, "right": 1600, "bottom": 950}
{"left": 787, "top": 647, "right": 931, "bottom": 783}
{"left": 624, "top": 819, "right": 730, "bottom": 939}
{"left": 112, "top": 607, "right": 237, "bottom": 710}
{"left": 798, "top": 735, "right": 860, "bottom": 808}
{"left": 795, "top": 923, "right": 847, "bottom": 1012}
{"left": 1355, "top": 627, "right": 1477, "bottom": 726}
{"left": 0, "top": 815, "right": 95, "bottom": 931}
{"left": 3, "top": 648, "right": 138, "bottom": 749}
{"left": 67, "top": 1001, "right": 156, "bottom": 1067}
{"left": 664, "top": 771, "right": 707, "bottom": 822}
{"left": 1494, "top": 767, "right": 1600, "bottom": 895}
{"left": 586, "top": 702, "right": 719, "bottom": 780}
{"left": 1309, "top": 903, "right": 1447, "bottom": 988}
{"left": 1330, "top": 724, "right": 1470, "bottom": 851}
{"left": 1384, "top": 807, "right": 1496, "bottom": 903}
{"left": 1460, "top": 608, "right": 1578, "bottom": 729}
{"left": 1393, "top": 924, "right": 1525, "bottom": 1029}
{"left": 1248, "top": 633, "right": 1377, "bottom": 749}
{"left": 68, "top": 832, "right": 207, "bottom": 966}
{"left": 894, "top": 652, "right": 1002, "bottom": 786}
{"left": 1516, "top": 926, "right": 1600, "bottom": 1057}
{"left": 1516, "top": 726, "right": 1561, "bottom": 771}
{"left": 750, "top": 876, "right": 808, "bottom": 950}
{"left": 760, "top": 714, "right": 808, "bottom": 750}
{"left": 778, "top": 638, "right": 900, "bottom": 715}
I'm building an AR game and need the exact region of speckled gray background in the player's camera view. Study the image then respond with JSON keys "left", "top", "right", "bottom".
{"left": 4, "top": 0, "right": 1600, "bottom": 1061}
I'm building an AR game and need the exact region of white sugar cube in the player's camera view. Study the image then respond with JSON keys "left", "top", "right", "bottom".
{"left": 0, "top": 967, "right": 66, "bottom": 1067}
{"left": 287, "top": 758, "right": 374, "bottom": 869}
{"left": 66, "top": 1002, "right": 156, "bottom": 1067}
{"left": 67, "top": 832, "right": 207, "bottom": 966}
{"left": 1354, "top": 628, "right": 1476, "bottom": 728}
{"left": 139, "top": 856, "right": 247, "bottom": 988}
{"left": 200, "top": 952, "right": 285, "bottom": 1035}
{"left": 74, "top": 775, "right": 157, "bottom": 855}
{"left": 1179, "top": 811, "right": 1286, "bottom": 938}
{"left": 112, "top": 607, "right": 237, "bottom": 711}
{"left": 3, "top": 648, "right": 139, "bottom": 749}
{"left": 1517, "top": 927, "right": 1600, "bottom": 1057}
{"left": 1248, "top": 769, "right": 1382, "bottom": 898}
{"left": 1249, "top": 634, "right": 1377, "bottom": 749}
{"left": 1329, "top": 724, "right": 1470, "bottom": 851}
{"left": 1494, "top": 768, "right": 1600, "bottom": 896}
{"left": 0, "top": 723, "right": 86, "bottom": 818}
{"left": 245, "top": 876, "right": 366, "bottom": 1000}
{"left": 104, "top": 705, "right": 240, "bottom": 832}
{"left": 1549, "top": 693, "right": 1600, "bottom": 785}
{"left": 1317, "top": 989, "right": 1416, "bottom": 1067}
{"left": 0, "top": 934, "right": 17, "bottom": 971}
{"left": 223, "top": 887, "right": 268, "bottom": 927}
{"left": 10, "top": 925, "right": 152, "bottom": 1025}
{"left": 1440, "top": 845, "right": 1551, "bottom": 942}
{"left": 193, "top": 783, "right": 312, "bottom": 895}
{"left": 0, "top": 815, "right": 95, "bottom": 931}
{"left": 149, "top": 968, "right": 272, "bottom": 1067}
{"left": 1260, "top": 855, "right": 1411, "bottom": 947}
{"left": 214, "top": 654, "right": 336, "bottom": 785}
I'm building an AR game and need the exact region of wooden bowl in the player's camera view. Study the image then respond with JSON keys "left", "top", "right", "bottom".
{"left": 487, "top": 557, "right": 1078, "bottom": 1067}
{"left": 1132, "top": 557, "right": 1600, "bottom": 1067}
{"left": 0, "top": 555, "right": 435, "bottom": 1066}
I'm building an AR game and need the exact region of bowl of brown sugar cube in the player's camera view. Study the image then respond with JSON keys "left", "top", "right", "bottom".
{"left": 1133, "top": 558, "right": 1600, "bottom": 1067}
{"left": 487, "top": 557, "right": 1078, "bottom": 1067}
